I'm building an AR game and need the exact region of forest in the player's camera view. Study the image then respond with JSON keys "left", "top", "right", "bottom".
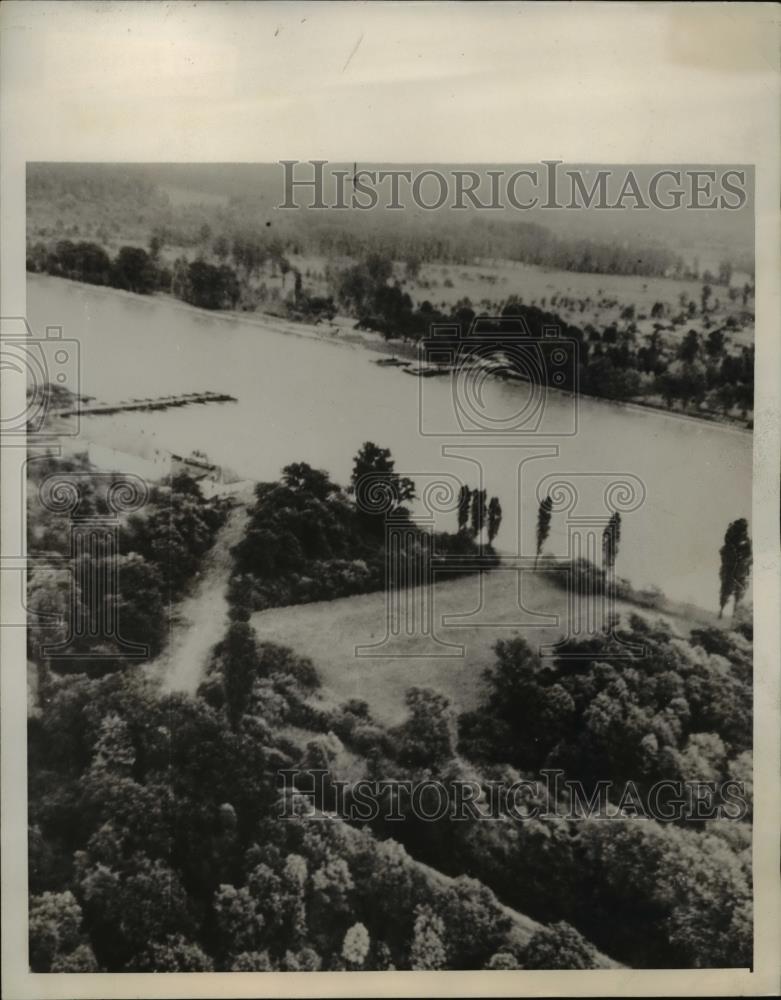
{"left": 27, "top": 443, "right": 753, "bottom": 971}
{"left": 230, "top": 443, "right": 499, "bottom": 612}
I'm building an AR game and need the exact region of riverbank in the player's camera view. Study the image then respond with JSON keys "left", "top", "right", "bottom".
{"left": 28, "top": 274, "right": 753, "bottom": 435}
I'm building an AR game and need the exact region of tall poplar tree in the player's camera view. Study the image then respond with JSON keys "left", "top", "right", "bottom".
{"left": 535, "top": 495, "right": 553, "bottom": 569}
{"left": 719, "top": 518, "right": 752, "bottom": 618}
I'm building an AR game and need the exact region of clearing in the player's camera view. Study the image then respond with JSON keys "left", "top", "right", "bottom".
{"left": 251, "top": 569, "right": 714, "bottom": 726}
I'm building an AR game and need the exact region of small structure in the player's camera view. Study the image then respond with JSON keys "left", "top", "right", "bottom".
{"left": 87, "top": 440, "right": 245, "bottom": 497}
{"left": 88, "top": 440, "right": 172, "bottom": 482}
{"left": 170, "top": 450, "right": 244, "bottom": 497}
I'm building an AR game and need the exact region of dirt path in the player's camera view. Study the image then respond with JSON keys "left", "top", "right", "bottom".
{"left": 157, "top": 491, "right": 251, "bottom": 694}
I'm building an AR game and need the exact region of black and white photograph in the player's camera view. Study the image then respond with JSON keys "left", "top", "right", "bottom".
{"left": 1, "top": 3, "right": 779, "bottom": 998}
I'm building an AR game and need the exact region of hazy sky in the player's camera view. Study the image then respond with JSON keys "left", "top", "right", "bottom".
{"left": 2, "top": 2, "right": 777, "bottom": 164}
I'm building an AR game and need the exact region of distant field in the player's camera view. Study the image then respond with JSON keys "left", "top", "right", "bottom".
{"left": 420, "top": 259, "right": 704, "bottom": 309}
{"left": 27, "top": 165, "right": 754, "bottom": 351}
{"left": 251, "top": 570, "right": 714, "bottom": 726}
{"left": 408, "top": 259, "right": 754, "bottom": 349}
{"left": 283, "top": 253, "right": 754, "bottom": 350}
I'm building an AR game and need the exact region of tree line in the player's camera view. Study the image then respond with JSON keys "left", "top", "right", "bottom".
{"left": 29, "top": 162, "right": 753, "bottom": 284}
{"left": 338, "top": 261, "right": 754, "bottom": 423}
{"left": 27, "top": 232, "right": 754, "bottom": 424}
{"left": 231, "top": 443, "right": 502, "bottom": 613}
{"left": 27, "top": 239, "right": 244, "bottom": 311}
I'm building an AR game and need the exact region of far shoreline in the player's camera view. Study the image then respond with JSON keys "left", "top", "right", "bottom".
{"left": 27, "top": 272, "right": 754, "bottom": 438}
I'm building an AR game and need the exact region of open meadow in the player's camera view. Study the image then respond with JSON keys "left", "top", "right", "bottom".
{"left": 251, "top": 569, "right": 715, "bottom": 726}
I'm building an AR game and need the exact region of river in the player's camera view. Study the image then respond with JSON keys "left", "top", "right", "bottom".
{"left": 27, "top": 274, "right": 752, "bottom": 610}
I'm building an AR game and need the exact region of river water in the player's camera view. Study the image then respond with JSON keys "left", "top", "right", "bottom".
{"left": 27, "top": 274, "right": 752, "bottom": 610}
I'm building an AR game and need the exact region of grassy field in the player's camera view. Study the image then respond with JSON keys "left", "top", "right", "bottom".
{"left": 279, "top": 252, "right": 754, "bottom": 345}
{"left": 251, "top": 569, "right": 714, "bottom": 726}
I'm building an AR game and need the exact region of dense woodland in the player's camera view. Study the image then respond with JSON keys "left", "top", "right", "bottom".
{"left": 27, "top": 442, "right": 753, "bottom": 971}
{"left": 27, "top": 457, "right": 593, "bottom": 973}
{"left": 230, "top": 444, "right": 499, "bottom": 612}
{"left": 27, "top": 454, "right": 227, "bottom": 676}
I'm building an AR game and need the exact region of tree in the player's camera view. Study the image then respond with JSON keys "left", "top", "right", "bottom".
{"left": 364, "top": 252, "right": 393, "bottom": 285}
{"left": 310, "top": 855, "right": 354, "bottom": 931}
{"left": 470, "top": 489, "right": 487, "bottom": 540}
{"left": 111, "top": 246, "right": 158, "bottom": 294}
{"left": 148, "top": 232, "right": 164, "bottom": 262}
{"left": 395, "top": 687, "right": 454, "bottom": 770}
{"left": 717, "top": 260, "right": 733, "bottom": 287}
{"left": 29, "top": 891, "right": 85, "bottom": 971}
{"left": 232, "top": 234, "right": 267, "bottom": 278}
{"left": 409, "top": 905, "right": 447, "bottom": 970}
{"left": 131, "top": 934, "right": 213, "bottom": 972}
{"left": 535, "top": 495, "right": 553, "bottom": 569}
{"left": 405, "top": 254, "right": 422, "bottom": 281}
{"left": 485, "top": 952, "right": 520, "bottom": 969}
{"left": 342, "top": 922, "right": 370, "bottom": 968}
{"left": 602, "top": 511, "right": 621, "bottom": 570}
{"left": 701, "top": 283, "right": 712, "bottom": 313}
{"left": 718, "top": 518, "right": 752, "bottom": 618}
{"left": 282, "top": 462, "right": 338, "bottom": 501}
{"left": 678, "top": 329, "right": 700, "bottom": 364}
{"left": 430, "top": 876, "right": 511, "bottom": 969}
{"left": 50, "top": 944, "right": 100, "bottom": 972}
{"left": 521, "top": 921, "right": 599, "bottom": 970}
{"left": 79, "top": 855, "right": 191, "bottom": 968}
{"left": 705, "top": 328, "right": 727, "bottom": 359}
{"left": 230, "top": 951, "right": 274, "bottom": 971}
{"left": 674, "top": 361, "right": 708, "bottom": 409}
{"left": 213, "top": 884, "right": 266, "bottom": 955}
{"left": 351, "top": 442, "right": 415, "bottom": 507}
{"left": 222, "top": 622, "right": 259, "bottom": 727}
{"left": 457, "top": 485, "right": 471, "bottom": 534}
{"left": 487, "top": 496, "right": 503, "bottom": 545}
{"left": 182, "top": 259, "right": 240, "bottom": 310}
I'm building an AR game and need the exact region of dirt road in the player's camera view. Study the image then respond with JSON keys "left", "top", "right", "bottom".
{"left": 157, "top": 490, "right": 251, "bottom": 694}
